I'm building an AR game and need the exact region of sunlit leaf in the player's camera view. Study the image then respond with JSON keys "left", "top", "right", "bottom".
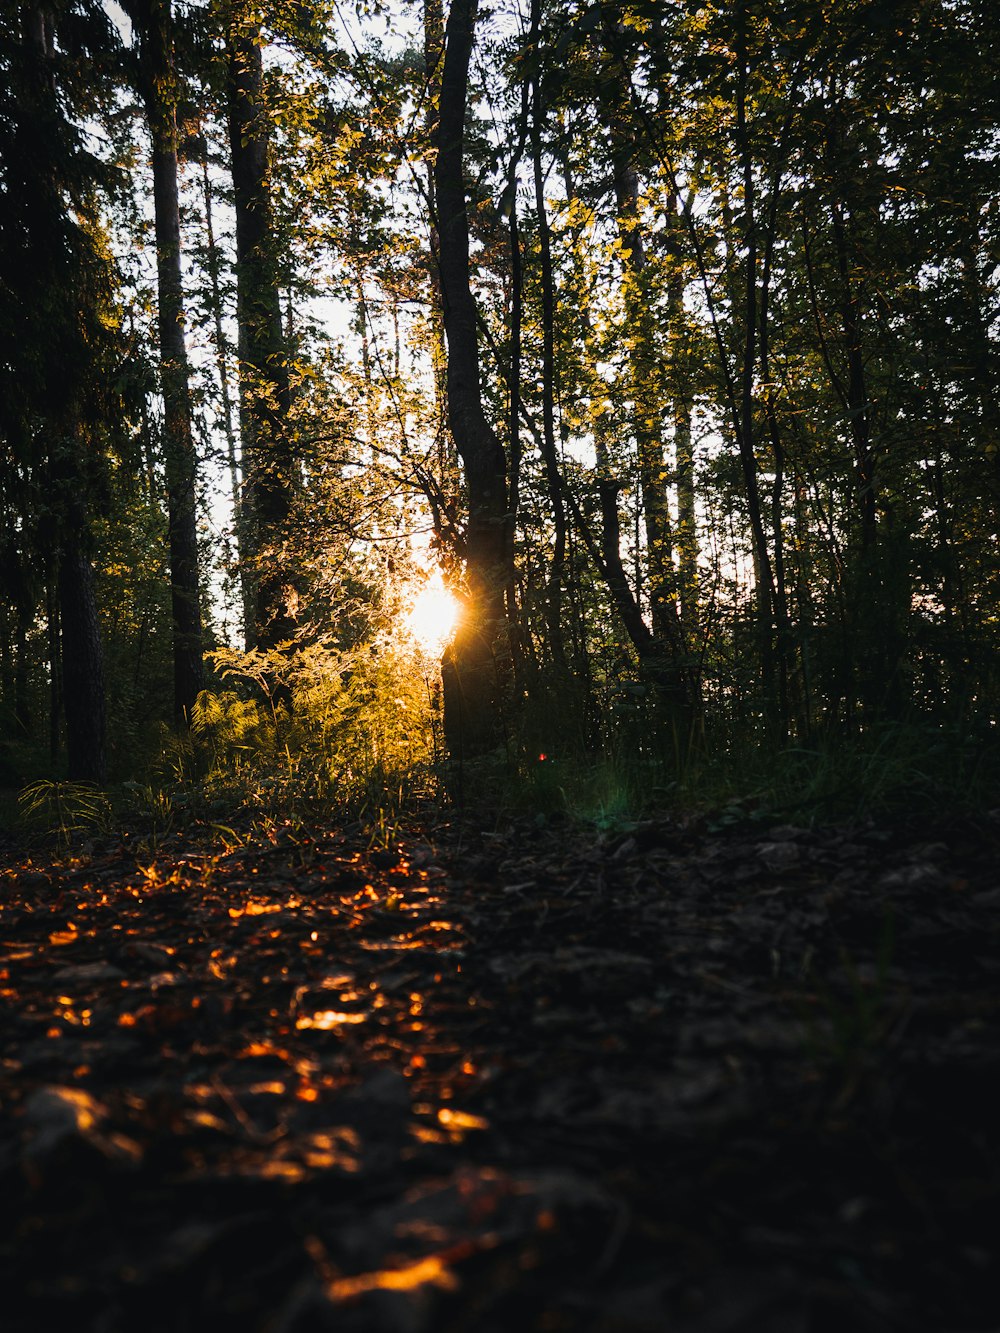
{"left": 296, "top": 1010, "right": 368, "bottom": 1029}
{"left": 326, "top": 1253, "right": 459, "bottom": 1300}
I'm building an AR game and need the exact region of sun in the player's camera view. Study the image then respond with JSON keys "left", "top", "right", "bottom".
{"left": 404, "top": 571, "right": 459, "bottom": 655}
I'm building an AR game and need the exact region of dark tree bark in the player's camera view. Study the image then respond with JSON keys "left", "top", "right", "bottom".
{"left": 58, "top": 530, "right": 106, "bottom": 784}
{"left": 424, "top": 0, "right": 449, "bottom": 439}
{"left": 502, "top": 194, "right": 530, "bottom": 689}
{"left": 46, "top": 569, "right": 61, "bottom": 768}
{"left": 500, "top": 63, "right": 530, "bottom": 680}
{"left": 1, "top": 546, "right": 36, "bottom": 735}
{"left": 131, "top": 0, "right": 204, "bottom": 723}
{"left": 13, "top": 4, "right": 108, "bottom": 781}
{"left": 434, "top": 0, "right": 509, "bottom": 759}
{"left": 731, "top": 6, "right": 780, "bottom": 721}
{"left": 528, "top": 0, "right": 568, "bottom": 673}
{"left": 674, "top": 364, "right": 698, "bottom": 636}
{"left": 505, "top": 202, "right": 523, "bottom": 623}
{"left": 226, "top": 3, "right": 297, "bottom": 651}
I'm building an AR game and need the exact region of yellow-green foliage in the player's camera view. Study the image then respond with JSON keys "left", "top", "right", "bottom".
{"left": 189, "top": 635, "right": 439, "bottom": 813}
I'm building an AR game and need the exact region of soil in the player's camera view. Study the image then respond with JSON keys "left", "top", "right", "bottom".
{"left": 1, "top": 807, "right": 998, "bottom": 1331}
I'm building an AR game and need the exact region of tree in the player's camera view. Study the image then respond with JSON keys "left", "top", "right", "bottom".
{"left": 127, "top": 0, "right": 205, "bottom": 723}
{"left": 225, "top": 0, "right": 297, "bottom": 651}
{"left": 0, "top": 2, "right": 127, "bottom": 782}
{"left": 434, "top": 0, "right": 509, "bottom": 759}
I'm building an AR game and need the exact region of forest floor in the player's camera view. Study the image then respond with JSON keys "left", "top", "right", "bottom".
{"left": 1, "top": 806, "right": 999, "bottom": 1332}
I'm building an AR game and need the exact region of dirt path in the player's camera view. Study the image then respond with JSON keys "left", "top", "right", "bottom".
{"left": 2, "top": 812, "right": 999, "bottom": 1331}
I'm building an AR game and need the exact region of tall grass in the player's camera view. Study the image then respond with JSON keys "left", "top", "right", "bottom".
{"left": 490, "top": 713, "right": 998, "bottom": 829}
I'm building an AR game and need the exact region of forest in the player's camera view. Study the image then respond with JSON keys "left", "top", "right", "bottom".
{"left": 2, "top": 0, "right": 998, "bottom": 804}
{"left": 1, "top": 0, "right": 999, "bottom": 1329}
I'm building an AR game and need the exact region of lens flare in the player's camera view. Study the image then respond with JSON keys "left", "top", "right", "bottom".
{"left": 405, "top": 572, "right": 458, "bottom": 654}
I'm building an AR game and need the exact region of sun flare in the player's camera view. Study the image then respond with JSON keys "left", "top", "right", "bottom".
{"left": 405, "top": 572, "right": 459, "bottom": 655}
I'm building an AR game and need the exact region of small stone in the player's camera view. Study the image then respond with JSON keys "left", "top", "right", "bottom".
{"left": 52, "top": 961, "right": 125, "bottom": 984}
{"left": 756, "top": 842, "right": 800, "bottom": 872}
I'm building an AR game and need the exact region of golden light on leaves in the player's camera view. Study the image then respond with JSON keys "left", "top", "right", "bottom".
{"left": 326, "top": 1252, "right": 459, "bottom": 1300}
{"left": 437, "top": 1108, "right": 489, "bottom": 1132}
{"left": 404, "top": 570, "right": 459, "bottom": 655}
{"left": 239, "top": 1041, "right": 289, "bottom": 1059}
{"left": 228, "top": 900, "right": 281, "bottom": 919}
{"left": 296, "top": 1010, "right": 368, "bottom": 1030}
{"left": 300, "top": 1126, "right": 361, "bottom": 1171}
{"left": 254, "top": 1160, "right": 306, "bottom": 1183}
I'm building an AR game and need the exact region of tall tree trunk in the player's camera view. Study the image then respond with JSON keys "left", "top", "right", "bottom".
{"left": 434, "top": 0, "right": 509, "bottom": 759}
{"left": 133, "top": 0, "right": 204, "bottom": 723}
{"left": 226, "top": 3, "right": 297, "bottom": 651}
{"left": 822, "top": 87, "right": 905, "bottom": 718}
{"left": 2, "top": 548, "right": 35, "bottom": 735}
{"left": 13, "top": 595, "right": 32, "bottom": 735}
{"left": 528, "top": 0, "right": 568, "bottom": 673}
{"left": 733, "top": 5, "right": 779, "bottom": 721}
{"left": 46, "top": 566, "right": 61, "bottom": 768}
{"left": 502, "top": 196, "right": 530, "bottom": 691}
{"left": 59, "top": 536, "right": 106, "bottom": 784}
{"left": 500, "top": 66, "right": 531, "bottom": 680}
{"left": 674, "top": 376, "right": 699, "bottom": 647}
{"left": 18, "top": 3, "right": 107, "bottom": 780}
{"left": 957, "top": 231, "right": 1000, "bottom": 507}
{"left": 758, "top": 188, "right": 790, "bottom": 733}
{"left": 198, "top": 146, "right": 254, "bottom": 646}
{"left": 830, "top": 200, "right": 877, "bottom": 558}
{"left": 424, "top": 0, "right": 449, "bottom": 445}
{"left": 49, "top": 435, "right": 106, "bottom": 783}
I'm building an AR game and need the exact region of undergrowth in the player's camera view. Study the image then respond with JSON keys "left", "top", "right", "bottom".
{"left": 7, "top": 653, "right": 997, "bottom": 851}
{"left": 492, "top": 716, "right": 998, "bottom": 831}
{"left": 6, "top": 635, "right": 445, "bottom": 852}
{"left": 174, "top": 639, "right": 442, "bottom": 835}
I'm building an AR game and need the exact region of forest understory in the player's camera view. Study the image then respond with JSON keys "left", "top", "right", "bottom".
{"left": 2, "top": 805, "right": 998, "bottom": 1333}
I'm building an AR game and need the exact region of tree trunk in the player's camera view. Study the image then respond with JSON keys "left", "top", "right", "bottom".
{"left": 17, "top": 4, "right": 107, "bottom": 780}
{"left": 674, "top": 382, "right": 699, "bottom": 648}
{"left": 529, "top": 0, "right": 568, "bottom": 673}
{"left": 226, "top": 3, "right": 297, "bottom": 651}
{"left": 58, "top": 535, "right": 107, "bottom": 784}
{"left": 434, "top": 0, "right": 509, "bottom": 759}
{"left": 732, "top": 8, "right": 779, "bottom": 721}
{"left": 198, "top": 145, "right": 254, "bottom": 647}
{"left": 134, "top": 0, "right": 204, "bottom": 723}
{"left": 822, "top": 89, "right": 905, "bottom": 719}
{"left": 424, "top": 0, "right": 449, "bottom": 441}
{"left": 14, "top": 595, "right": 32, "bottom": 735}
{"left": 46, "top": 567, "right": 61, "bottom": 768}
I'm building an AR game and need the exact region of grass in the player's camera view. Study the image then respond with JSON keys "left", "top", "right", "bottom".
{"left": 689, "top": 719, "right": 998, "bottom": 825}
{"left": 484, "top": 717, "right": 999, "bottom": 833}
{"left": 5, "top": 704, "right": 995, "bottom": 852}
